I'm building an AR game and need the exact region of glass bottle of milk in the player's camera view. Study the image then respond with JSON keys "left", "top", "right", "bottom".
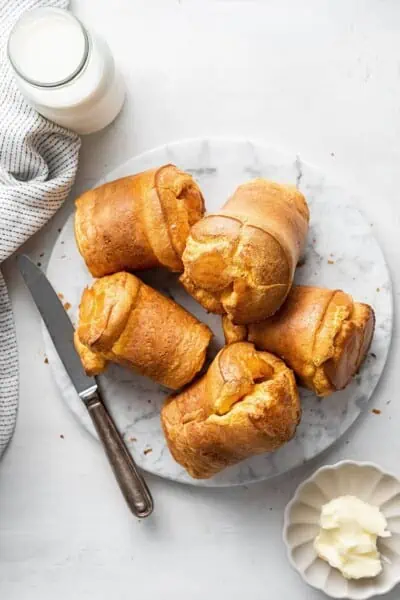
{"left": 7, "top": 7, "right": 125, "bottom": 135}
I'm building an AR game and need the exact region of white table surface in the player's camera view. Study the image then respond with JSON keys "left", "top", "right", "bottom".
{"left": 1, "top": 1, "right": 400, "bottom": 599}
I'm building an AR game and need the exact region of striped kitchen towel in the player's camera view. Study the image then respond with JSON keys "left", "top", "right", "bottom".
{"left": 0, "top": 0, "right": 80, "bottom": 457}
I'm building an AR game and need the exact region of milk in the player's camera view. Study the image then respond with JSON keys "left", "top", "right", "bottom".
{"left": 8, "top": 7, "right": 125, "bottom": 134}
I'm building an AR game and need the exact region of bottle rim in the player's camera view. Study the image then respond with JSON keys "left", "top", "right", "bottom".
{"left": 7, "top": 7, "right": 90, "bottom": 89}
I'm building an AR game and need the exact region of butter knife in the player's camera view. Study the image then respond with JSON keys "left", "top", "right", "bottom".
{"left": 17, "top": 255, "right": 153, "bottom": 518}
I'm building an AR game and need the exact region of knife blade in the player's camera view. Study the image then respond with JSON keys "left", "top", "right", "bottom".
{"left": 17, "top": 254, "right": 97, "bottom": 398}
{"left": 18, "top": 255, "right": 153, "bottom": 518}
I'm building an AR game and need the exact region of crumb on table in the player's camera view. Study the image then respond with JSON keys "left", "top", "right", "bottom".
{"left": 63, "top": 302, "right": 71, "bottom": 310}
{"left": 376, "top": 287, "right": 380, "bottom": 292}
{"left": 60, "top": 434, "right": 65, "bottom": 439}
{"left": 327, "top": 259, "right": 335, "bottom": 265}
{"left": 44, "top": 357, "right": 49, "bottom": 364}
{"left": 372, "top": 408, "right": 381, "bottom": 415}
{"left": 143, "top": 448, "right": 153, "bottom": 455}
{"left": 129, "top": 437, "right": 137, "bottom": 442}
{"left": 58, "top": 293, "right": 64, "bottom": 300}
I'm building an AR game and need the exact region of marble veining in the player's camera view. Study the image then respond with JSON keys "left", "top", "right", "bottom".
{"left": 44, "top": 138, "right": 393, "bottom": 487}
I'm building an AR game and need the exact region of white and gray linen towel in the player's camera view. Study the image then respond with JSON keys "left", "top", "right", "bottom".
{"left": 0, "top": 0, "right": 80, "bottom": 457}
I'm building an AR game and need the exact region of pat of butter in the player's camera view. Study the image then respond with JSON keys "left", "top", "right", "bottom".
{"left": 314, "top": 495, "right": 390, "bottom": 579}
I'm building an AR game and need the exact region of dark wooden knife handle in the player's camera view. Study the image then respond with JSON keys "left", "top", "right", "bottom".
{"left": 86, "top": 393, "right": 154, "bottom": 518}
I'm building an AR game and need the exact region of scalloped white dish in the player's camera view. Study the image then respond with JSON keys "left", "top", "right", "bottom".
{"left": 283, "top": 461, "right": 400, "bottom": 599}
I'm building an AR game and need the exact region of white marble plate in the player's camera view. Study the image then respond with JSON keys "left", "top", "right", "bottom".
{"left": 44, "top": 138, "right": 393, "bottom": 487}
